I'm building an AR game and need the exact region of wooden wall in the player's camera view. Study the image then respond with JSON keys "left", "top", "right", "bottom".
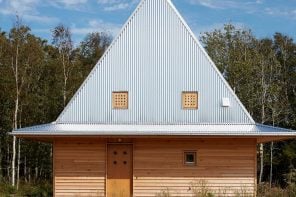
{"left": 54, "top": 139, "right": 106, "bottom": 197}
{"left": 53, "top": 138, "right": 256, "bottom": 197}
{"left": 133, "top": 138, "right": 257, "bottom": 197}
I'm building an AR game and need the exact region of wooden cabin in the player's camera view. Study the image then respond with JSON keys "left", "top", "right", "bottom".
{"left": 13, "top": 0, "right": 296, "bottom": 196}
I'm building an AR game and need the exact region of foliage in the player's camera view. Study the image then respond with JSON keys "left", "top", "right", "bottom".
{"left": 0, "top": 19, "right": 295, "bottom": 195}
{"left": 0, "top": 21, "right": 111, "bottom": 189}
{"left": 201, "top": 24, "right": 296, "bottom": 186}
{"left": 257, "top": 183, "right": 296, "bottom": 197}
{"left": 0, "top": 181, "right": 52, "bottom": 197}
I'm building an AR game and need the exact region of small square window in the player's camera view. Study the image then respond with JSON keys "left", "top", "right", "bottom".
{"left": 182, "top": 92, "right": 198, "bottom": 109}
{"left": 184, "top": 151, "right": 197, "bottom": 166}
{"left": 112, "top": 92, "right": 128, "bottom": 109}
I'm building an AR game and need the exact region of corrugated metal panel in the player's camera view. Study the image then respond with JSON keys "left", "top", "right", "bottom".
{"left": 56, "top": 0, "right": 254, "bottom": 124}
{"left": 12, "top": 123, "right": 296, "bottom": 136}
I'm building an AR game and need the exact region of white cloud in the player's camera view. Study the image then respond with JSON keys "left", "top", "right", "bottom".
{"left": 52, "top": 0, "right": 88, "bottom": 6}
{"left": 23, "top": 14, "right": 59, "bottom": 23}
{"left": 104, "top": 3, "right": 129, "bottom": 11}
{"left": 188, "top": 0, "right": 262, "bottom": 10}
{"left": 264, "top": 8, "right": 296, "bottom": 20}
{"left": 97, "top": 0, "right": 138, "bottom": 11}
{"left": 0, "top": 0, "right": 59, "bottom": 23}
{"left": 71, "top": 19, "right": 121, "bottom": 36}
{"left": 0, "top": 0, "right": 40, "bottom": 15}
{"left": 48, "top": 0, "right": 89, "bottom": 10}
{"left": 187, "top": 0, "right": 296, "bottom": 20}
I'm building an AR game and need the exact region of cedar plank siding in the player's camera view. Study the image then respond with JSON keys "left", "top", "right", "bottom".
{"left": 133, "top": 138, "right": 257, "bottom": 196}
{"left": 53, "top": 138, "right": 256, "bottom": 197}
{"left": 54, "top": 139, "right": 105, "bottom": 197}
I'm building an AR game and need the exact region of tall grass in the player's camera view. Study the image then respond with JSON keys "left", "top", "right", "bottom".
{"left": 155, "top": 188, "right": 172, "bottom": 197}
{"left": 257, "top": 183, "right": 296, "bottom": 197}
{"left": 155, "top": 182, "right": 296, "bottom": 197}
{"left": 0, "top": 181, "right": 52, "bottom": 197}
{"left": 191, "top": 180, "right": 215, "bottom": 197}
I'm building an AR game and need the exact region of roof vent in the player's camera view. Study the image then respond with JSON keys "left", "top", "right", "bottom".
{"left": 112, "top": 92, "right": 128, "bottom": 109}
{"left": 182, "top": 92, "right": 198, "bottom": 109}
{"left": 222, "top": 97, "right": 230, "bottom": 107}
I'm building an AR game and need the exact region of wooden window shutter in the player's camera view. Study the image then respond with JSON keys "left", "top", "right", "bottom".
{"left": 182, "top": 92, "right": 198, "bottom": 109}
{"left": 112, "top": 92, "right": 128, "bottom": 109}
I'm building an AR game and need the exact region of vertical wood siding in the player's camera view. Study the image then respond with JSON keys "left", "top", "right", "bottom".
{"left": 54, "top": 139, "right": 105, "bottom": 197}
{"left": 133, "top": 138, "right": 257, "bottom": 196}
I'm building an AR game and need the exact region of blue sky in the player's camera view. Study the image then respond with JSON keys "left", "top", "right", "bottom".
{"left": 0, "top": 0, "right": 295, "bottom": 45}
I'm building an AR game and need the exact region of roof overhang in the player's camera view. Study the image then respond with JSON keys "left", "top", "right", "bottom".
{"left": 11, "top": 123, "right": 296, "bottom": 143}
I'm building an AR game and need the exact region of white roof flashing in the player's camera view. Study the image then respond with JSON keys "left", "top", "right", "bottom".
{"left": 12, "top": 123, "right": 296, "bottom": 137}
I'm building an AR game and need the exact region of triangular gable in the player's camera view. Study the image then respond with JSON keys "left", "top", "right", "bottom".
{"left": 57, "top": 0, "right": 254, "bottom": 124}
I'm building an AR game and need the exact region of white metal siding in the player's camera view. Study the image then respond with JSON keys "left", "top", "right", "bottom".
{"left": 57, "top": 0, "right": 254, "bottom": 124}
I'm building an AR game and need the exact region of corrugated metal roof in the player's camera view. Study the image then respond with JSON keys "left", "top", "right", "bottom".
{"left": 12, "top": 123, "right": 296, "bottom": 136}
{"left": 56, "top": 0, "right": 254, "bottom": 125}
{"left": 11, "top": 0, "right": 296, "bottom": 138}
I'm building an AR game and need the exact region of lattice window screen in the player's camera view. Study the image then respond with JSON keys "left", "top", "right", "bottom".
{"left": 182, "top": 92, "right": 198, "bottom": 109}
{"left": 112, "top": 92, "right": 128, "bottom": 109}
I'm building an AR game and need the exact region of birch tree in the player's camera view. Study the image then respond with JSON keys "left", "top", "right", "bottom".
{"left": 8, "top": 18, "right": 40, "bottom": 188}
{"left": 52, "top": 24, "right": 73, "bottom": 107}
{"left": 256, "top": 38, "right": 282, "bottom": 184}
{"left": 9, "top": 18, "right": 25, "bottom": 187}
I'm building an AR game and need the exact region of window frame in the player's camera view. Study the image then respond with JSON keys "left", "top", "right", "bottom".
{"left": 183, "top": 150, "right": 197, "bottom": 166}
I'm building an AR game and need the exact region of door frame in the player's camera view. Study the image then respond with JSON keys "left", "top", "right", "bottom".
{"left": 105, "top": 143, "right": 134, "bottom": 197}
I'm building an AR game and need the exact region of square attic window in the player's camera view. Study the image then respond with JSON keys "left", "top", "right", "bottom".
{"left": 112, "top": 92, "right": 128, "bottom": 109}
{"left": 182, "top": 92, "right": 198, "bottom": 109}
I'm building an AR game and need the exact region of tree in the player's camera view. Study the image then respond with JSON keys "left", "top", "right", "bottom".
{"left": 78, "top": 32, "right": 111, "bottom": 77}
{"left": 273, "top": 33, "right": 296, "bottom": 127}
{"left": 0, "top": 29, "right": 9, "bottom": 182}
{"left": 201, "top": 24, "right": 296, "bottom": 185}
{"left": 7, "top": 17, "right": 48, "bottom": 188}
{"left": 52, "top": 24, "right": 74, "bottom": 107}
{"left": 8, "top": 18, "right": 31, "bottom": 187}
{"left": 201, "top": 24, "right": 259, "bottom": 116}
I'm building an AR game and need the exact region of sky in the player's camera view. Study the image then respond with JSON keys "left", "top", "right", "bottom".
{"left": 0, "top": 0, "right": 295, "bottom": 45}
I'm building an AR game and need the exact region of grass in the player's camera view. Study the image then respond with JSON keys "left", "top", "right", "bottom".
{"left": 155, "top": 182, "right": 296, "bottom": 197}
{"left": 156, "top": 188, "right": 172, "bottom": 197}
{"left": 190, "top": 180, "right": 215, "bottom": 197}
{"left": 1, "top": 181, "right": 296, "bottom": 197}
{"left": 257, "top": 183, "right": 296, "bottom": 197}
{"left": 0, "top": 181, "right": 52, "bottom": 197}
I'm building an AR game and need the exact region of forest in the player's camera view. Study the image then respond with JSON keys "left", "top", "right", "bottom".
{"left": 0, "top": 18, "right": 295, "bottom": 196}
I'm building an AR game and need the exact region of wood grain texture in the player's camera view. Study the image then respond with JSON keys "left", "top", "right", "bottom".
{"left": 107, "top": 144, "right": 132, "bottom": 197}
{"left": 133, "top": 138, "right": 257, "bottom": 196}
{"left": 54, "top": 139, "right": 105, "bottom": 197}
{"left": 53, "top": 138, "right": 257, "bottom": 197}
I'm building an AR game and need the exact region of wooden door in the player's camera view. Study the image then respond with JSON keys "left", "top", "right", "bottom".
{"left": 107, "top": 144, "right": 133, "bottom": 197}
